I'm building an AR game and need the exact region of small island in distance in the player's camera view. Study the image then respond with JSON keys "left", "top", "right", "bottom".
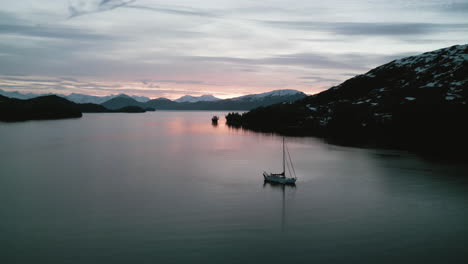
{"left": 0, "top": 95, "right": 156, "bottom": 122}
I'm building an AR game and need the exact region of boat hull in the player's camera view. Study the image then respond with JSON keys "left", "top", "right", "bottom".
{"left": 263, "top": 173, "right": 296, "bottom": 184}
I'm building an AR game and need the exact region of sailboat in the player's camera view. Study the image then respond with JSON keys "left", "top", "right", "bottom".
{"left": 263, "top": 137, "right": 297, "bottom": 184}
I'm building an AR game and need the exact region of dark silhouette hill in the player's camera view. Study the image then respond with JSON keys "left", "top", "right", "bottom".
{"left": 101, "top": 94, "right": 146, "bottom": 110}
{"left": 0, "top": 95, "right": 82, "bottom": 121}
{"left": 77, "top": 103, "right": 150, "bottom": 113}
{"left": 227, "top": 44, "right": 468, "bottom": 157}
{"left": 0, "top": 95, "right": 152, "bottom": 122}
{"left": 78, "top": 103, "right": 112, "bottom": 113}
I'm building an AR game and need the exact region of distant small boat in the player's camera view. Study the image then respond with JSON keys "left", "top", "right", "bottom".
{"left": 263, "top": 137, "right": 297, "bottom": 184}
{"left": 211, "top": 116, "right": 219, "bottom": 124}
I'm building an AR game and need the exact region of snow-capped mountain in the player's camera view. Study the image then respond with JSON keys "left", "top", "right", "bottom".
{"left": 0, "top": 90, "right": 150, "bottom": 104}
{"left": 65, "top": 93, "right": 116, "bottom": 104}
{"left": 232, "top": 89, "right": 305, "bottom": 101}
{"left": 98, "top": 89, "right": 307, "bottom": 110}
{"left": 0, "top": 89, "right": 52, "bottom": 100}
{"left": 1, "top": 87, "right": 307, "bottom": 110}
{"left": 174, "top": 90, "right": 305, "bottom": 103}
{"left": 227, "top": 44, "right": 468, "bottom": 155}
{"left": 174, "top": 94, "right": 221, "bottom": 103}
{"left": 301, "top": 43, "right": 468, "bottom": 123}
{"left": 129, "top": 95, "right": 151, "bottom": 103}
{"left": 66, "top": 93, "right": 150, "bottom": 104}
{"left": 323, "top": 44, "right": 468, "bottom": 105}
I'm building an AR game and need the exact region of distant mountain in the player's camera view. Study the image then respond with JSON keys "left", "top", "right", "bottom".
{"left": 199, "top": 89, "right": 306, "bottom": 110}
{"left": 113, "top": 106, "right": 147, "bottom": 113}
{"left": 101, "top": 95, "right": 146, "bottom": 110}
{"left": 98, "top": 89, "right": 307, "bottom": 110}
{"left": 66, "top": 93, "right": 150, "bottom": 104}
{"left": 77, "top": 103, "right": 152, "bottom": 113}
{"left": 227, "top": 44, "right": 468, "bottom": 156}
{"left": 77, "top": 103, "right": 113, "bottom": 113}
{"left": 66, "top": 93, "right": 149, "bottom": 104}
{"left": 0, "top": 95, "right": 82, "bottom": 121}
{"left": 175, "top": 94, "right": 220, "bottom": 103}
{"left": 66, "top": 93, "right": 116, "bottom": 104}
{"left": 0, "top": 90, "right": 150, "bottom": 104}
{"left": 0, "top": 89, "right": 52, "bottom": 100}
{"left": 129, "top": 95, "right": 151, "bottom": 103}
{"left": 145, "top": 98, "right": 179, "bottom": 109}
{"left": 232, "top": 89, "right": 305, "bottom": 101}
{"left": 1, "top": 88, "right": 306, "bottom": 111}
{"left": 0, "top": 93, "right": 155, "bottom": 121}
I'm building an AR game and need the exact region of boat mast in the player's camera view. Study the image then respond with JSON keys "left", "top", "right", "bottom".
{"left": 282, "top": 137, "right": 285, "bottom": 176}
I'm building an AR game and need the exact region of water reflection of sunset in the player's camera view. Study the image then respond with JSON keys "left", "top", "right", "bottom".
{"left": 163, "top": 116, "right": 231, "bottom": 135}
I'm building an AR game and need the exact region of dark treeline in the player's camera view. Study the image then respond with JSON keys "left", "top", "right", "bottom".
{"left": 226, "top": 101, "right": 468, "bottom": 158}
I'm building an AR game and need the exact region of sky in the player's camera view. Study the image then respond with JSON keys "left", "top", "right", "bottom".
{"left": 0, "top": 0, "right": 467, "bottom": 99}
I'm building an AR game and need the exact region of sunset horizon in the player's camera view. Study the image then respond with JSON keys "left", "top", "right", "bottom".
{"left": 2, "top": 1, "right": 467, "bottom": 99}
{"left": 0, "top": 76, "right": 312, "bottom": 100}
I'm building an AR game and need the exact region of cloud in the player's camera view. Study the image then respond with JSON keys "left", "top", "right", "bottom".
{"left": 67, "top": 0, "right": 216, "bottom": 19}
{"left": 0, "top": 10, "right": 25, "bottom": 24}
{"left": 146, "top": 79, "right": 205, "bottom": 84}
{"left": 188, "top": 51, "right": 414, "bottom": 71}
{"left": 439, "top": 2, "right": 468, "bottom": 13}
{"left": 60, "top": 77, "right": 80, "bottom": 82}
{"left": 123, "top": 4, "right": 216, "bottom": 17}
{"left": 292, "top": 38, "right": 346, "bottom": 42}
{"left": 0, "top": 24, "right": 113, "bottom": 40}
{"left": 299, "top": 76, "right": 342, "bottom": 82}
{"left": 260, "top": 21, "right": 468, "bottom": 36}
{"left": 1, "top": 76, "right": 61, "bottom": 83}
{"left": 0, "top": 75, "right": 227, "bottom": 98}
{"left": 68, "top": 0, "right": 136, "bottom": 18}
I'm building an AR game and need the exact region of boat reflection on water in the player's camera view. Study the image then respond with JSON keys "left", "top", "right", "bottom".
{"left": 263, "top": 181, "right": 296, "bottom": 189}
{"left": 263, "top": 181, "right": 296, "bottom": 231}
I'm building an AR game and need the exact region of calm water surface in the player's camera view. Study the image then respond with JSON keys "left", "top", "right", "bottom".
{"left": 1, "top": 112, "right": 468, "bottom": 263}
